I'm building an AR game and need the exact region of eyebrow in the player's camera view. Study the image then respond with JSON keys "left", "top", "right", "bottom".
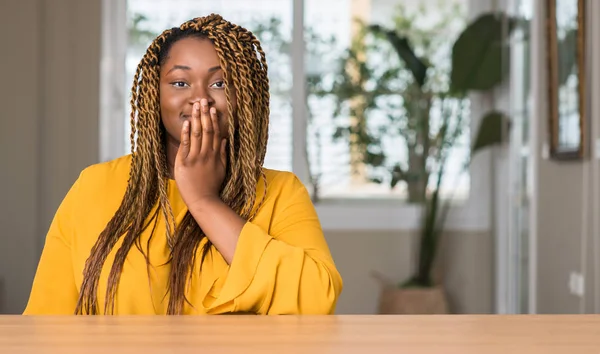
{"left": 166, "top": 65, "right": 190, "bottom": 75}
{"left": 166, "top": 65, "right": 222, "bottom": 75}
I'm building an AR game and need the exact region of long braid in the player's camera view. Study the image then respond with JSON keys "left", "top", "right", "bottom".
{"left": 211, "top": 33, "right": 257, "bottom": 216}
{"left": 227, "top": 31, "right": 271, "bottom": 218}
{"left": 76, "top": 44, "right": 165, "bottom": 314}
{"left": 129, "top": 66, "right": 141, "bottom": 154}
{"left": 76, "top": 14, "right": 270, "bottom": 315}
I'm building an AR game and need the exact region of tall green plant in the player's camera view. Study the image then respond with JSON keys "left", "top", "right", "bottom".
{"left": 326, "top": 6, "right": 517, "bottom": 288}
{"left": 408, "top": 12, "right": 516, "bottom": 288}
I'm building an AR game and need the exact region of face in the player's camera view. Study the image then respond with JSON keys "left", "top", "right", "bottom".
{"left": 159, "top": 37, "right": 236, "bottom": 148}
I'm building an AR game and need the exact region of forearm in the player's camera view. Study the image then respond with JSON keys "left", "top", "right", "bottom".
{"left": 187, "top": 197, "right": 246, "bottom": 264}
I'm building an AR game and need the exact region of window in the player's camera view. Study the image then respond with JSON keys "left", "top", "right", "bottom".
{"left": 304, "top": 0, "right": 471, "bottom": 201}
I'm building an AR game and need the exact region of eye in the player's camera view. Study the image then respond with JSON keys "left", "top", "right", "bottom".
{"left": 171, "top": 81, "right": 189, "bottom": 88}
{"left": 210, "top": 80, "right": 226, "bottom": 89}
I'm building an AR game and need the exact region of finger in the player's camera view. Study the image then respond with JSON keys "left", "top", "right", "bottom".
{"left": 211, "top": 107, "right": 221, "bottom": 151}
{"left": 178, "top": 120, "right": 191, "bottom": 161}
{"left": 189, "top": 101, "right": 202, "bottom": 156}
{"left": 220, "top": 139, "right": 227, "bottom": 167}
{"left": 201, "top": 101, "right": 215, "bottom": 154}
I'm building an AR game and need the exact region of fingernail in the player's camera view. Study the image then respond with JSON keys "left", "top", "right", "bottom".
{"left": 201, "top": 98, "right": 208, "bottom": 107}
{"left": 193, "top": 102, "right": 199, "bottom": 110}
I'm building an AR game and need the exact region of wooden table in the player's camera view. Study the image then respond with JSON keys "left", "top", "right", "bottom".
{"left": 2, "top": 315, "right": 600, "bottom": 353}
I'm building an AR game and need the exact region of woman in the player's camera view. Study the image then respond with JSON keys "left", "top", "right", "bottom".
{"left": 24, "top": 14, "right": 342, "bottom": 315}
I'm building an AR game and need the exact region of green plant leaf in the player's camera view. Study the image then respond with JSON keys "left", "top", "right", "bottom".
{"left": 369, "top": 24, "right": 429, "bottom": 88}
{"left": 390, "top": 164, "right": 405, "bottom": 188}
{"left": 472, "top": 111, "right": 509, "bottom": 155}
{"left": 365, "top": 150, "right": 386, "bottom": 167}
{"left": 370, "top": 177, "right": 384, "bottom": 184}
{"left": 450, "top": 13, "right": 515, "bottom": 93}
{"left": 332, "top": 126, "right": 351, "bottom": 140}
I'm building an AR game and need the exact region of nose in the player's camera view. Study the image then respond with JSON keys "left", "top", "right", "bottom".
{"left": 189, "top": 85, "right": 214, "bottom": 106}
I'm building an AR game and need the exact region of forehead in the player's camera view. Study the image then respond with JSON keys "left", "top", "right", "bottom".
{"left": 162, "top": 37, "right": 220, "bottom": 68}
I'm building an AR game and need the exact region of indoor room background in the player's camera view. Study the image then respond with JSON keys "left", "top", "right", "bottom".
{"left": 1, "top": 0, "right": 599, "bottom": 315}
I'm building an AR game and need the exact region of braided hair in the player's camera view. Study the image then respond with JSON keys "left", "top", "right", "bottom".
{"left": 75, "top": 14, "right": 270, "bottom": 315}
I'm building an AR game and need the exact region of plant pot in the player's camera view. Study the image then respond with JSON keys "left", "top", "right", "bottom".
{"left": 377, "top": 285, "right": 449, "bottom": 314}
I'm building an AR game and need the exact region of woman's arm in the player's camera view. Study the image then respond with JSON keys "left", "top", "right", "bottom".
{"left": 186, "top": 196, "right": 244, "bottom": 264}
{"left": 190, "top": 176, "right": 343, "bottom": 315}
{"left": 175, "top": 100, "right": 342, "bottom": 314}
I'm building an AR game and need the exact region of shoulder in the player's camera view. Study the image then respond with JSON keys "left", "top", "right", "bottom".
{"left": 259, "top": 168, "right": 315, "bottom": 212}
{"left": 79, "top": 154, "right": 132, "bottom": 184}
{"left": 262, "top": 168, "right": 308, "bottom": 197}
{"left": 256, "top": 169, "right": 319, "bottom": 230}
{"left": 74, "top": 154, "right": 132, "bottom": 202}
{"left": 52, "top": 155, "right": 132, "bottom": 243}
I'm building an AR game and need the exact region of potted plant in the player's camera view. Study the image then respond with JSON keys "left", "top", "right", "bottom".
{"left": 325, "top": 7, "right": 516, "bottom": 314}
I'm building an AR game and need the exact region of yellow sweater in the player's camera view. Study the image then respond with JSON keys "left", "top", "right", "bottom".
{"left": 24, "top": 155, "right": 342, "bottom": 315}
